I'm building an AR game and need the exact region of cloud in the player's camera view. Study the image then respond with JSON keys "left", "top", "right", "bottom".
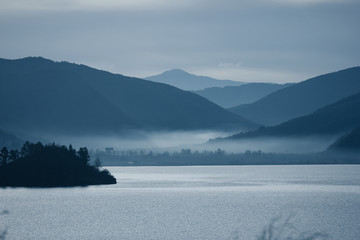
{"left": 257, "top": 0, "right": 359, "bottom": 6}
{"left": 1, "top": 0, "right": 358, "bottom": 13}
{"left": 0, "top": 0, "right": 359, "bottom": 85}
{"left": 191, "top": 64, "right": 310, "bottom": 83}
{"left": 0, "top": 0, "right": 197, "bottom": 12}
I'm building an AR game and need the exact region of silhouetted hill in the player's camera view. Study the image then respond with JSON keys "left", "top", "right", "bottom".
{"left": 145, "top": 69, "right": 243, "bottom": 91}
{"left": 328, "top": 127, "right": 360, "bottom": 152}
{"left": 0, "top": 57, "right": 257, "bottom": 134}
{"left": 193, "top": 83, "right": 293, "bottom": 108}
{"left": 0, "top": 57, "right": 136, "bottom": 134}
{"left": 229, "top": 67, "right": 360, "bottom": 126}
{"left": 223, "top": 92, "right": 360, "bottom": 140}
{"left": 0, "top": 142, "right": 116, "bottom": 187}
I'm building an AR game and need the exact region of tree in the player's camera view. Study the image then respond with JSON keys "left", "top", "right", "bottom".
{"left": 68, "top": 144, "right": 76, "bottom": 154}
{"left": 9, "top": 149, "right": 19, "bottom": 163}
{"left": 20, "top": 141, "right": 31, "bottom": 157}
{"left": 0, "top": 147, "right": 9, "bottom": 166}
{"left": 0, "top": 142, "right": 116, "bottom": 187}
{"left": 77, "top": 147, "right": 90, "bottom": 166}
{"left": 94, "top": 157, "right": 102, "bottom": 169}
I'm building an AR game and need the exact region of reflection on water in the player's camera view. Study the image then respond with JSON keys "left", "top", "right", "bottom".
{"left": 1, "top": 165, "right": 360, "bottom": 239}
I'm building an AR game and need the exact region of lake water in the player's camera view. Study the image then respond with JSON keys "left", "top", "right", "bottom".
{"left": 1, "top": 165, "right": 360, "bottom": 239}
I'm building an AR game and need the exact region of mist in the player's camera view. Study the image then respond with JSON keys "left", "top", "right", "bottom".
{"left": 30, "top": 130, "right": 231, "bottom": 152}
{"left": 26, "top": 130, "right": 339, "bottom": 155}
{"left": 205, "top": 136, "right": 340, "bottom": 154}
{"left": 6, "top": 129, "right": 358, "bottom": 166}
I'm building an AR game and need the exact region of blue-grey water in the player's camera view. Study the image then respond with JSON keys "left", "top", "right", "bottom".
{"left": 1, "top": 165, "right": 360, "bottom": 239}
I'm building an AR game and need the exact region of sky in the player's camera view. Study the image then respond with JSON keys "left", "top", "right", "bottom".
{"left": 0, "top": 0, "right": 359, "bottom": 83}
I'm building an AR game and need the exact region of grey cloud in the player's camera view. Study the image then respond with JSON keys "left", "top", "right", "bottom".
{"left": 0, "top": 0, "right": 359, "bottom": 82}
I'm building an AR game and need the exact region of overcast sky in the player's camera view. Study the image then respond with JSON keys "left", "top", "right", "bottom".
{"left": 0, "top": 0, "right": 359, "bottom": 83}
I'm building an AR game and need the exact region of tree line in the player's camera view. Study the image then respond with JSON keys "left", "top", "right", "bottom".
{"left": 94, "top": 148, "right": 360, "bottom": 166}
{"left": 0, "top": 141, "right": 116, "bottom": 187}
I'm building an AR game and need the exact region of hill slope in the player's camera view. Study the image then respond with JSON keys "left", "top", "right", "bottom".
{"left": 0, "top": 57, "right": 257, "bottom": 135}
{"left": 145, "top": 69, "right": 243, "bottom": 91}
{"left": 225, "top": 92, "right": 360, "bottom": 140}
{"left": 229, "top": 67, "right": 360, "bottom": 126}
{"left": 0, "top": 129, "right": 23, "bottom": 149}
{"left": 193, "top": 83, "right": 293, "bottom": 108}
{"left": 328, "top": 127, "right": 360, "bottom": 152}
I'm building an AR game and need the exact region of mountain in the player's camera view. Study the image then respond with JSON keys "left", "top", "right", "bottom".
{"left": 145, "top": 69, "right": 243, "bottom": 91}
{"left": 0, "top": 57, "right": 257, "bottom": 135}
{"left": 229, "top": 67, "right": 360, "bottom": 126}
{"left": 223, "top": 92, "right": 360, "bottom": 140}
{"left": 0, "top": 129, "right": 23, "bottom": 149}
{"left": 327, "top": 127, "right": 360, "bottom": 152}
{"left": 193, "top": 83, "right": 293, "bottom": 108}
{"left": 0, "top": 57, "right": 135, "bottom": 134}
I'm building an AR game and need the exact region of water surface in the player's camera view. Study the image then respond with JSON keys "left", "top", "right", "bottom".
{"left": 1, "top": 165, "right": 359, "bottom": 239}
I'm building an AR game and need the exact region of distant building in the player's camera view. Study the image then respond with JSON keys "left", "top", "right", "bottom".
{"left": 105, "top": 147, "right": 114, "bottom": 155}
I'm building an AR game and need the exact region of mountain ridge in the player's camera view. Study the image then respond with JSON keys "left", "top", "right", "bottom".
{"left": 145, "top": 69, "right": 244, "bottom": 91}
{"left": 229, "top": 67, "right": 360, "bottom": 126}
{"left": 0, "top": 57, "right": 257, "bottom": 135}
{"left": 221, "top": 92, "right": 360, "bottom": 141}
{"left": 328, "top": 126, "right": 360, "bottom": 152}
{"left": 193, "top": 82, "right": 293, "bottom": 108}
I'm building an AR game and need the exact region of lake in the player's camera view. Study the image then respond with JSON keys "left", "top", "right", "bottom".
{"left": 1, "top": 165, "right": 360, "bottom": 239}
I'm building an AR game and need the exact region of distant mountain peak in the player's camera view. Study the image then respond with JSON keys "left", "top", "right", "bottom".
{"left": 159, "top": 69, "right": 193, "bottom": 77}
{"left": 145, "top": 69, "right": 243, "bottom": 91}
{"left": 166, "top": 68, "right": 188, "bottom": 73}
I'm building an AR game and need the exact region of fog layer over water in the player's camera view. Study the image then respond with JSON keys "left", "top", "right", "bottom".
{"left": 1, "top": 165, "right": 360, "bottom": 239}
{"left": 33, "top": 130, "right": 337, "bottom": 154}
{"left": 207, "top": 136, "right": 339, "bottom": 154}
{"left": 33, "top": 130, "right": 230, "bottom": 150}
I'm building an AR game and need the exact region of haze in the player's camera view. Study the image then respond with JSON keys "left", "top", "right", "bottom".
{"left": 28, "top": 131, "right": 337, "bottom": 155}
{"left": 1, "top": 0, "right": 359, "bottom": 83}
